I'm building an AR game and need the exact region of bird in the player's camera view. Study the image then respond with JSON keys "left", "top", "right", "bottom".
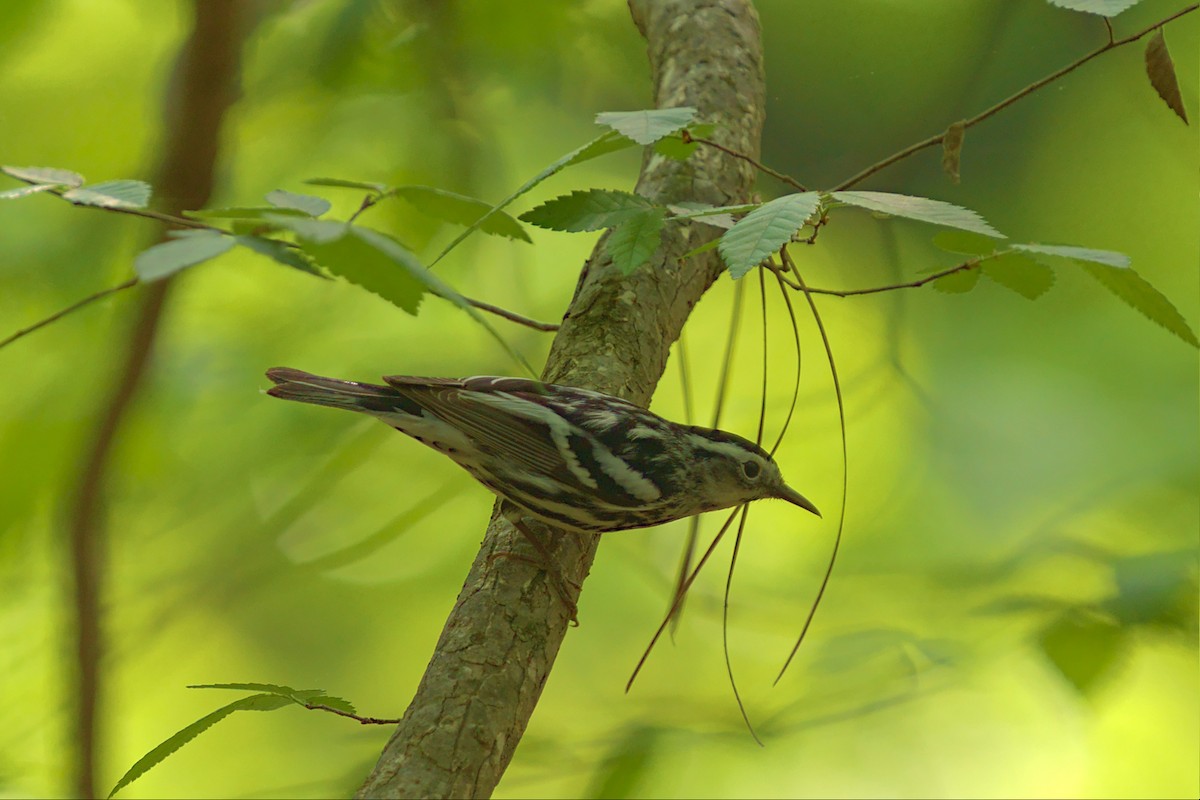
{"left": 265, "top": 367, "right": 819, "bottom": 619}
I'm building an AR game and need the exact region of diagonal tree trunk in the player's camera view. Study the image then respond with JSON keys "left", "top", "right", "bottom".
{"left": 357, "top": 1, "right": 765, "bottom": 796}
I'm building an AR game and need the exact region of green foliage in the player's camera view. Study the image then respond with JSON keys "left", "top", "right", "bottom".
{"left": 982, "top": 253, "right": 1055, "bottom": 300}
{"left": 717, "top": 192, "right": 822, "bottom": 277}
{"left": 1, "top": 164, "right": 83, "bottom": 187}
{"left": 62, "top": 179, "right": 151, "bottom": 209}
{"left": 133, "top": 231, "right": 236, "bottom": 282}
{"left": 380, "top": 185, "right": 531, "bottom": 241}
{"left": 1145, "top": 29, "right": 1189, "bottom": 124}
{"left": 264, "top": 188, "right": 331, "bottom": 217}
{"left": 595, "top": 107, "right": 697, "bottom": 145}
{"left": 1037, "top": 612, "right": 1126, "bottom": 696}
{"left": 108, "top": 683, "right": 359, "bottom": 798}
{"left": 606, "top": 209, "right": 666, "bottom": 275}
{"left": 930, "top": 266, "right": 981, "bottom": 294}
{"left": 1045, "top": 0, "right": 1143, "bottom": 17}
{"left": 831, "top": 191, "right": 1004, "bottom": 238}
{"left": 520, "top": 189, "right": 656, "bottom": 232}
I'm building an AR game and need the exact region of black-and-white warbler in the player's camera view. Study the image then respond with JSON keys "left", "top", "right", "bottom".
{"left": 266, "top": 367, "right": 819, "bottom": 614}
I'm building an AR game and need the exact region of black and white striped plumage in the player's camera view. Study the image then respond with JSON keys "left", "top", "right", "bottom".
{"left": 266, "top": 367, "right": 819, "bottom": 533}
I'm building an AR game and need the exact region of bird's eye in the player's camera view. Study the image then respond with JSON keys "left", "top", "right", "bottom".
{"left": 741, "top": 460, "right": 762, "bottom": 480}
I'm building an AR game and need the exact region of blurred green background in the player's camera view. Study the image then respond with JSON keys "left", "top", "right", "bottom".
{"left": 1, "top": 1, "right": 1196, "bottom": 797}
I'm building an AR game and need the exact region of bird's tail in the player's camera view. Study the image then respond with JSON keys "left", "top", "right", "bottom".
{"left": 265, "top": 367, "right": 413, "bottom": 415}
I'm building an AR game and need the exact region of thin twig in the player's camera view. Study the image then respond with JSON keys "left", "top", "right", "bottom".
{"left": 687, "top": 133, "right": 808, "bottom": 192}
{"left": 832, "top": 3, "right": 1199, "bottom": 191}
{"left": 303, "top": 703, "right": 401, "bottom": 726}
{"left": 801, "top": 258, "right": 981, "bottom": 298}
{"left": 460, "top": 296, "right": 559, "bottom": 331}
{"left": 0, "top": 278, "right": 139, "bottom": 350}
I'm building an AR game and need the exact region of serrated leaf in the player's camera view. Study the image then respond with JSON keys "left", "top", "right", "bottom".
{"left": 942, "top": 120, "right": 965, "bottom": 183}
{"left": 235, "top": 235, "right": 322, "bottom": 276}
{"left": 1080, "top": 261, "right": 1199, "bottom": 347}
{"left": 266, "top": 189, "right": 331, "bottom": 217}
{"left": 1011, "top": 242, "right": 1129, "bottom": 268}
{"left": 929, "top": 267, "right": 980, "bottom": 294}
{"left": 0, "top": 183, "right": 60, "bottom": 200}
{"left": 606, "top": 209, "right": 665, "bottom": 275}
{"left": 932, "top": 230, "right": 999, "bottom": 256}
{"left": 1037, "top": 613, "right": 1125, "bottom": 696}
{"left": 718, "top": 192, "right": 822, "bottom": 278}
{"left": 1045, "top": 0, "right": 1142, "bottom": 16}
{"left": 1145, "top": 29, "right": 1189, "bottom": 124}
{"left": 62, "top": 180, "right": 152, "bottom": 209}
{"left": 299, "top": 226, "right": 425, "bottom": 314}
{"left": 303, "top": 694, "right": 358, "bottom": 714}
{"left": 107, "top": 693, "right": 291, "bottom": 798}
{"left": 983, "top": 253, "right": 1055, "bottom": 299}
{"left": 520, "top": 189, "right": 655, "bottom": 232}
{"left": 134, "top": 232, "right": 235, "bottom": 282}
{"left": 430, "top": 130, "right": 637, "bottom": 267}
{"left": 832, "top": 191, "right": 1004, "bottom": 238}
{"left": 387, "top": 186, "right": 531, "bottom": 241}
{"left": 595, "top": 107, "right": 697, "bottom": 145}
{"left": 305, "top": 176, "right": 389, "bottom": 192}
{"left": 2, "top": 165, "right": 84, "bottom": 187}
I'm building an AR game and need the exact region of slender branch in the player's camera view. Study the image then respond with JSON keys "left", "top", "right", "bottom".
{"left": 687, "top": 133, "right": 808, "bottom": 191}
{"left": 832, "top": 3, "right": 1199, "bottom": 191}
{"left": 0, "top": 278, "right": 138, "bottom": 350}
{"left": 802, "top": 258, "right": 982, "bottom": 297}
{"left": 303, "top": 703, "right": 402, "bottom": 726}
{"left": 460, "top": 296, "right": 559, "bottom": 331}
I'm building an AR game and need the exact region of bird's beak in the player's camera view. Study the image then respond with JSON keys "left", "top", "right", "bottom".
{"left": 777, "top": 484, "right": 821, "bottom": 517}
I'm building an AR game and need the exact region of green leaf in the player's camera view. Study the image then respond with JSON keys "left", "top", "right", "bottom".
{"left": 268, "top": 215, "right": 350, "bottom": 243}
{"left": 1037, "top": 613, "right": 1125, "bottom": 696}
{"left": 186, "top": 206, "right": 311, "bottom": 220}
{"left": 520, "top": 189, "right": 655, "bottom": 232}
{"left": 929, "top": 267, "right": 980, "bottom": 294}
{"left": 1, "top": 165, "right": 84, "bottom": 187}
{"left": 304, "top": 176, "right": 388, "bottom": 192}
{"left": 266, "top": 189, "right": 331, "bottom": 217}
{"left": 1145, "top": 29, "right": 1189, "bottom": 124}
{"left": 134, "top": 232, "right": 235, "bottom": 282}
{"left": 595, "top": 107, "right": 697, "bottom": 145}
{"left": 1011, "top": 242, "right": 1129, "bottom": 268}
{"left": 606, "top": 209, "right": 665, "bottom": 275}
{"left": 387, "top": 186, "right": 531, "bottom": 241}
{"left": 0, "top": 183, "right": 60, "bottom": 200}
{"left": 668, "top": 201, "right": 758, "bottom": 231}
{"left": 831, "top": 191, "right": 1004, "bottom": 238}
{"left": 62, "top": 180, "right": 152, "bottom": 209}
{"left": 1045, "top": 0, "right": 1142, "bottom": 17}
{"left": 300, "top": 226, "right": 426, "bottom": 314}
{"left": 942, "top": 120, "right": 965, "bottom": 183}
{"left": 235, "top": 235, "right": 322, "bottom": 276}
{"left": 429, "top": 130, "right": 637, "bottom": 267}
{"left": 982, "top": 252, "right": 1054, "bottom": 300}
{"left": 932, "top": 230, "right": 1000, "bottom": 256}
{"left": 718, "top": 192, "right": 822, "bottom": 278}
{"left": 107, "top": 693, "right": 292, "bottom": 798}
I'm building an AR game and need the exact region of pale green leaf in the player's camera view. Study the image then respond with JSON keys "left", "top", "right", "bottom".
{"left": 595, "top": 107, "right": 697, "bottom": 145}
{"left": 134, "top": 232, "right": 235, "bottom": 282}
{"left": 983, "top": 253, "right": 1055, "bottom": 300}
{"left": 606, "top": 209, "right": 665, "bottom": 275}
{"left": 62, "top": 180, "right": 152, "bottom": 209}
{"left": 520, "top": 189, "right": 655, "bottom": 232}
{"left": 186, "top": 206, "right": 311, "bottom": 220}
{"left": 107, "top": 693, "right": 292, "bottom": 798}
{"left": 266, "top": 189, "right": 331, "bottom": 217}
{"left": 832, "top": 191, "right": 1004, "bottom": 238}
{"left": 1, "top": 165, "right": 84, "bottom": 187}
{"left": 388, "top": 186, "right": 531, "bottom": 241}
{"left": 0, "top": 183, "right": 60, "bottom": 200}
{"left": 1045, "top": 0, "right": 1142, "bottom": 17}
{"left": 1012, "top": 242, "right": 1129, "bottom": 267}
{"left": 718, "top": 192, "right": 822, "bottom": 278}
{"left": 267, "top": 215, "right": 350, "bottom": 243}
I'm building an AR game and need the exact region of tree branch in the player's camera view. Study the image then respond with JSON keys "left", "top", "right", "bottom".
{"left": 832, "top": 3, "right": 1199, "bottom": 191}
{"left": 355, "top": 1, "right": 766, "bottom": 796}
